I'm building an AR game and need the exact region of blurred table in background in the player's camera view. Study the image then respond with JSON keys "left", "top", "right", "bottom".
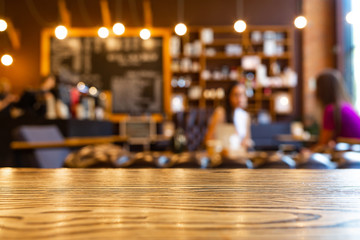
{"left": 1, "top": 168, "right": 360, "bottom": 239}
{"left": 276, "top": 134, "right": 318, "bottom": 148}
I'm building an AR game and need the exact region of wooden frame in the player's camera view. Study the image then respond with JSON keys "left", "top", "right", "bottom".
{"left": 40, "top": 27, "right": 172, "bottom": 121}
{"left": 119, "top": 116, "right": 156, "bottom": 145}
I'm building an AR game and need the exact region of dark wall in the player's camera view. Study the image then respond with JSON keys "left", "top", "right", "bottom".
{"left": 0, "top": 0, "right": 298, "bottom": 94}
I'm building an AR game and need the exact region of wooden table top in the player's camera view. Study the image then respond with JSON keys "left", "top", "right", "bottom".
{"left": 1, "top": 168, "right": 360, "bottom": 239}
{"left": 276, "top": 134, "right": 318, "bottom": 143}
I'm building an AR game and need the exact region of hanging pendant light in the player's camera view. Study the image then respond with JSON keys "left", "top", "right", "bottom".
{"left": 55, "top": 25, "right": 68, "bottom": 40}
{"left": 234, "top": 0, "right": 246, "bottom": 33}
{"left": 113, "top": 22, "right": 125, "bottom": 35}
{"left": 1, "top": 54, "right": 13, "bottom": 66}
{"left": 294, "top": 16, "right": 307, "bottom": 29}
{"left": 113, "top": 0, "right": 125, "bottom": 35}
{"left": 234, "top": 20, "right": 247, "bottom": 33}
{"left": 98, "top": 27, "right": 110, "bottom": 38}
{"left": 0, "top": 19, "right": 7, "bottom": 32}
{"left": 140, "top": 0, "right": 152, "bottom": 40}
{"left": 175, "top": 23, "right": 187, "bottom": 36}
{"left": 140, "top": 28, "right": 151, "bottom": 40}
{"left": 294, "top": 0, "right": 307, "bottom": 29}
{"left": 174, "top": 0, "right": 187, "bottom": 36}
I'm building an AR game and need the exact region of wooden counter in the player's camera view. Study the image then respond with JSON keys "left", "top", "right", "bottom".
{"left": 10, "top": 135, "right": 128, "bottom": 150}
{"left": 1, "top": 168, "right": 360, "bottom": 239}
{"left": 11, "top": 135, "right": 169, "bottom": 150}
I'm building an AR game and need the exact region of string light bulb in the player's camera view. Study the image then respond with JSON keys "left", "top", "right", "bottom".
{"left": 140, "top": 28, "right": 151, "bottom": 40}
{"left": 113, "top": 23, "right": 125, "bottom": 35}
{"left": 0, "top": 19, "right": 7, "bottom": 32}
{"left": 98, "top": 27, "right": 110, "bottom": 38}
{"left": 234, "top": 20, "right": 247, "bottom": 33}
{"left": 89, "top": 86, "right": 98, "bottom": 96}
{"left": 175, "top": 23, "right": 187, "bottom": 36}
{"left": 77, "top": 82, "right": 86, "bottom": 91}
{"left": 294, "top": 16, "right": 308, "bottom": 29}
{"left": 1, "top": 54, "right": 13, "bottom": 66}
{"left": 55, "top": 25, "right": 68, "bottom": 40}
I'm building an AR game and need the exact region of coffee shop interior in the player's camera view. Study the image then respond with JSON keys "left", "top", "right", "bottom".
{"left": 1, "top": 0, "right": 360, "bottom": 238}
{"left": 1, "top": 0, "right": 358, "bottom": 168}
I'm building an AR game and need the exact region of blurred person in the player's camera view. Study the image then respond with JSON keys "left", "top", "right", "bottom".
{"left": 0, "top": 78, "right": 18, "bottom": 118}
{"left": 205, "top": 81, "right": 253, "bottom": 156}
{"left": 312, "top": 69, "right": 360, "bottom": 151}
{"left": 16, "top": 74, "right": 69, "bottom": 119}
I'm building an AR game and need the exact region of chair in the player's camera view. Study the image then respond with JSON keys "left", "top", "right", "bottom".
{"left": 14, "top": 125, "right": 70, "bottom": 168}
{"left": 251, "top": 122, "right": 302, "bottom": 151}
{"left": 173, "top": 109, "right": 214, "bottom": 151}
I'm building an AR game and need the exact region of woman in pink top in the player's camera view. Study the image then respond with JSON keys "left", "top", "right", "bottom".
{"left": 314, "top": 69, "right": 360, "bottom": 148}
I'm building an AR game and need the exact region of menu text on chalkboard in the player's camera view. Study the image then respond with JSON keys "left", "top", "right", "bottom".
{"left": 50, "top": 36, "right": 164, "bottom": 114}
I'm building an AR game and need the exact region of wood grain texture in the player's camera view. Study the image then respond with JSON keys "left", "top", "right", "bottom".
{"left": 1, "top": 169, "right": 360, "bottom": 239}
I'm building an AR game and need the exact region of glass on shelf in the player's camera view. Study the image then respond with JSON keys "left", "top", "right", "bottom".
{"left": 171, "top": 76, "right": 192, "bottom": 88}
{"left": 183, "top": 41, "right": 202, "bottom": 57}
{"left": 188, "top": 86, "right": 202, "bottom": 100}
{"left": 251, "top": 31, "right": 262, "bottom": 44}
{"left": 225, "top": 44, "right": 242, "bottom": 56}
{"left": 170, "top": 35, "right": 181, "bottom": 58}
{"left": 203, "top": 88, "right": 224, "bottom": 100}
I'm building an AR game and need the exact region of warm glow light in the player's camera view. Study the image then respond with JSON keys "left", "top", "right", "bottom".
{"left": 77, "top": 82, "right": 86, "bottom": 91}
{"left": 140, "top": 28, "right": 151, "bottom": 40}
{"left": 0, "top": 19, "right": 7, "bottom": 32}
{"left": 99, "top": 92, "right": 107, "bottom": 100}
{"left": 294, "top": 16, "right": 308, "bottom": 29}
{"left": 89, "top": 86, "right": 98, "bottom": 96}
{"left": 113, "top": 23, "right": 125, "bottom": 35}
{"left": 234, "top": 20, "right": 246, "bottom": 32}
{"left": 279, "top": 96, "right": 289, "bottom": 106}
{"left": 175, "top": 23, "right": 187, "bottom": 36}
{"left": 55, "top": 25, "right": 68, "bottom": 40}
{"left": 98, "top": 27, "right": 110, "bottom": 38}
{"left": 1, "top": 54, "right": 13, "bottom": 66}
{"left": 234, "top": 20, "right": 247, "bottom": 33}
{"left": 346, "top": 11, "right": 355, "bottom": 24}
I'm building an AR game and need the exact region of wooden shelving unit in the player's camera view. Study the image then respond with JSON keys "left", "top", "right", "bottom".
{"left": 170, "top": 25, "right": 296, "bottom": 121}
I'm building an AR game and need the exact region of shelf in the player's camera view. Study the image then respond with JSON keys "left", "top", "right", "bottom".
{"left": 203, "top": 53, "right": 242, "bottom": 59}
{"left": 249, "top": 39, "right": 292, "bottom": 46}
{"left": 205, "top": 39, "right": 242, "bottom": 46}
{"left": 205, "top": 98, "right": 223, "bottom": 101}
{"left": 237, "top": 52, "right": 291, "bottom": 59}
{"left": 255, "top": 86, "right": 295, "bottom": 89}
{"left": 205, "top": 79, "right": 238, "bottom": 83}
{"left": 258, "top": 52, "right": 291, "bottom": 59}
{"left": 202, "top": 52, "right": 291, "bottom": 59}
{"left": 171, "top": 55, "right": 201, "bottom": 59}
{"left": 172, "top": 71, "right": 200, "bottom": 75}
{"left": 170, "top": 25, "right": 295, "bottom": 120}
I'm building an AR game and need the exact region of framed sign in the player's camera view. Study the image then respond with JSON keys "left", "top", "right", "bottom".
{"left": 41, "top": 28, "right": 171, "bottom": 117}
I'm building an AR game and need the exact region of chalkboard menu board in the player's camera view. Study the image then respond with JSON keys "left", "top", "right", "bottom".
{"left": 49, "top": 36, "right": 164, "bottom": 114}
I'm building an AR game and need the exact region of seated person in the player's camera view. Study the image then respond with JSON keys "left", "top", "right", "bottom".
{"left": 205, "top": 81, "right": 253, "bottom": 157}
{"left": 16, "top": 74, "right": 68, "bottom": 119}
{"left": 0, "top": 78, "right": 18, "bottom": 118}
{"left": 312, "top": 69, "right": 360, "bottom": 151}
